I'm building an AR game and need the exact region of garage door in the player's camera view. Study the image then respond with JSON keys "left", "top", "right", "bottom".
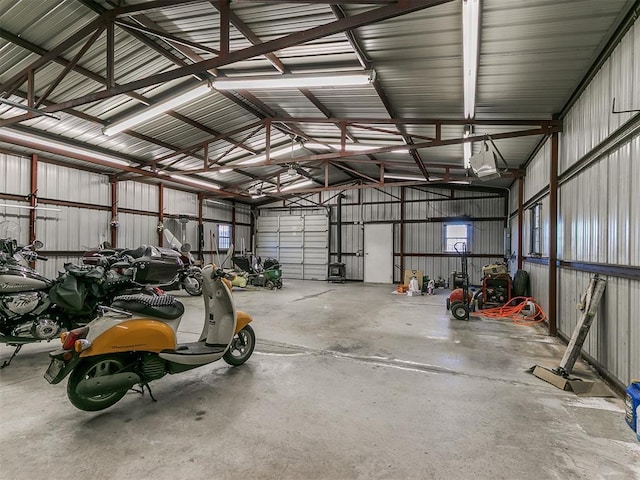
{"left": 256, "top": 214, "right": 328, "bottom": 280}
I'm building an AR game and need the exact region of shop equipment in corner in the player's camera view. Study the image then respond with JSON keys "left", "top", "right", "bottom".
{"left": 531, "top": 275, "right": 610, "bottom": 395}
{"left": 446, "top": 242, "right": 473, "bottom": 320}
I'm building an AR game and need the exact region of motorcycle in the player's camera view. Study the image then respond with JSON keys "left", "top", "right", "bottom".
{"left": 84, "top": 243, "right": 202, "bottom": 296}
{"left": 0, "top": 240, "right": 179, "bottom": 367}
{"left": 43, "top": 263, "right": 255, "bottom": 412}
{"left": 161, "top": 243, "right": 203, "bottom": 296}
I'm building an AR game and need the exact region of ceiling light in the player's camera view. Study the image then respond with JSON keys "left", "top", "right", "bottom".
{"left": 251, "top": 194, "right": 265, "bottom": 199}
{"left": 169, "top": 174, "right": 220, "bottom": 189}
{"left": 384, "top": 174, "right": 427, "bottom": 181}
{"left": 463, "top": 128, "right": 472, "bottom": 169}
{"left": 305, "top": 142, "right": 409, "bottom": 153}
{"left": 237, "top": 144, "right": 303, "bottom": 166}
{"left": 213, "top": 71, "right": 375, "bottom": 90}
{"left": 462, "top": 0, "right": 480, "bottom": 119}
{"left": 103, "top": 84, "right": 212, "bottom": 136}
{"left": 0, "top": 129, "right": 130, "bottom": 166}
{"left": 218, "top": 168, "right": 233, "bottom": 173}
{"left": 280, "top": 179, "right": 314, "bottom": 192}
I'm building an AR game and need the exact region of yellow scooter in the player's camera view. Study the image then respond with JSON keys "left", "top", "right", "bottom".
{"left": 43, "top": 264, "right": 254, "bottom": 412}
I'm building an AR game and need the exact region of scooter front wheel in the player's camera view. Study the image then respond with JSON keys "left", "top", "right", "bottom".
{"left": 67, "top": 356, "right": 130, "bottom": 411}
{"left": 223, "top": 325, "right": 255, "bottom": 366}
{"left": 182, "top": 274, "right": 202, "bottom": 296}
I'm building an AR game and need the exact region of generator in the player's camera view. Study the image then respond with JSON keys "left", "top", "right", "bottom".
{"left": 476, "top": 273, "right": 512, "bottom": 310}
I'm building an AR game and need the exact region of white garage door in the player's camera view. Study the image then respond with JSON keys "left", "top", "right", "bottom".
{"left": 256, "top": 214, "right": 328, "bottom": 280}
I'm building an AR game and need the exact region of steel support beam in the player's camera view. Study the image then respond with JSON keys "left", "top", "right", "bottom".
{"left": 517, "top": 176, "right": 524, "bottom": 270}
{"left": 548, "top": 132, "right": 559, "bottom": 336}
{"left": 21, "top": 0, "right": 454, "bottom": 115}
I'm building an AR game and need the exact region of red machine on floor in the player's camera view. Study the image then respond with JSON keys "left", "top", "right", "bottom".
{"left": 476, "top": 262, "right": 511, "bottom": 310}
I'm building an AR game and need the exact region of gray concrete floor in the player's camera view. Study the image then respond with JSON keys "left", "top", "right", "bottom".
{"left": 1, "top": 281, "right": 639, "bottom": 480}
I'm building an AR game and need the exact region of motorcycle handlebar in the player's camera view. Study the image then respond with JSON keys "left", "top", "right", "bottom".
{"left": 36, "top": 255, "right": 48, "bottom": 261}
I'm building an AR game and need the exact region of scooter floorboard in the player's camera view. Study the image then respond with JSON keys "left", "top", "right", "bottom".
{"left": 170, "top": 341, "right": 226, "bottom": 355}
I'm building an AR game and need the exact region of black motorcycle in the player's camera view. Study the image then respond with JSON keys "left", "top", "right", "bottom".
{"left": 0, "top": 239, "right": 180, "bottom": 367}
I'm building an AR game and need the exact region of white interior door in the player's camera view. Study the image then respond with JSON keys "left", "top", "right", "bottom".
{"left": 364, "top": 223, "right": 393, "bottom": 283}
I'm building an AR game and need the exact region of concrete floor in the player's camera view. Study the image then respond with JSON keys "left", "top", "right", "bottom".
{"left": 1, "top": 281, "right": 638, "bottom": 480}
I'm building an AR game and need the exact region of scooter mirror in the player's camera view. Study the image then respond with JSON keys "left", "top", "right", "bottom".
{"left": 32, "top": 240, "right": 44, "bottom": 250}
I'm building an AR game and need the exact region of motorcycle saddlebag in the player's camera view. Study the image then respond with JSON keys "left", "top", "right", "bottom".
{"left": 131, "top": 257, "right": 180, "bottom": 284}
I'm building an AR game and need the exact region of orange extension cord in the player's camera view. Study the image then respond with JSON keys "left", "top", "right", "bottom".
{"left": 477, "top": 296, "right": 547, "bottom": 326}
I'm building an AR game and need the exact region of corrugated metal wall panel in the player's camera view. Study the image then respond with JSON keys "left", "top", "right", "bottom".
{"left": 525, "top": 262, "right": 549, "bottom": 314}
{"left": 561, "top": 23, "right": 639, "bottom": 174}
{"left": 524, "top": 140, "right": 550, "bottom": 202}
{"left": 163, "top": 188, "right": 197, "bottom": 216}
{"left": 558, "top": 270, "right": 638, "bottom": 386}
{"left": 118, "top": 181, "right": 158, "bottom": 212}
{"left": 203, "top": 199, "right": 234, "bottom": 223}
{"left": 0, "top": 152, "right": 29, "bottom": 195}
{"left": 37, "top": 162, "right": 110, "bottom": 206}
{"left": 35, "top": 206, "right": 110, "bottom": 250}
{"left": 0, "top": 200, "right": 30, "bottom": 244}
{"left": 117, "top": 213, "right": 158, "bottom": 248}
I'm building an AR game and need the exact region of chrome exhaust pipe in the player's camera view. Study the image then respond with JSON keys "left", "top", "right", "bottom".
{"left": 76, "top": 372, "right": 141, "bottom": 397}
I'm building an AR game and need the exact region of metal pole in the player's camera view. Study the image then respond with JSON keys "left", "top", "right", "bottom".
{"left": 517, "top": 176, "right": 524, "bottom": 270}
{"left": 548, "top": 132, "right": 559, "bottom": 336}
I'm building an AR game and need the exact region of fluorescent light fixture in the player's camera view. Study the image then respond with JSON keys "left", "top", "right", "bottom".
{"left": 251, "top": 194, "right": 265, "bottom": 199}
{"left": 3, "top": 204, "right": 62, "bottom": 212}
{"left": 462, "top": 0, "right": 480, "bottom": 119}
{"left": 169, "top": 174, "right": 220, "bottom": 189}
{"left": 305, "top": 142, "right": 409, "bottom": 154}
{"left": 463, "top": 129, "right": 472, "bottom": 169}
{"left": 280, "top": 179, "right": 314, "bottom": 192}
{"left": 213, "top": 71, "right": 374, "bottom": 90}
{"left": 103, "top": 84, "right": 211, "bottom": 136}
{"left": 237, "top": 144, "right": 303, "bottom": 166}
{"left": 218, "top": 168, "right": 233, "bottom": 173}
{"left": 0, "top": 129, "right": 130, "bottom": 167}
{"left": 384, "top": 173, "right": 427, "bottom": 181}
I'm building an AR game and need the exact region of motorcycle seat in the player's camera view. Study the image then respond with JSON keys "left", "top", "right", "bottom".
{"left": 111, "top": 294, "right": 184, "bottom": 320}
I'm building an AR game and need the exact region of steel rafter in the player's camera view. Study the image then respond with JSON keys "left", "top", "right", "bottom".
{"left": 10, "top": 0, "right": 454, "bottom": 115}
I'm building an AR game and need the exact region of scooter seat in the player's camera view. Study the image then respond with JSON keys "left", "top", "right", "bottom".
{"left": 111, "top": 294, "right": 184, "bottom": 320}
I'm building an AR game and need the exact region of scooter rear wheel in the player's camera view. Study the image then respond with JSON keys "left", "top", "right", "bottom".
{"left": 67, "top": 356, "right": 130, "bottom": 411}
{"left": 223, "top": 325, "right": 255, "bottom": 366}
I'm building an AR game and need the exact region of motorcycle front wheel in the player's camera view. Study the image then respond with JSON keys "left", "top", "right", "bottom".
{"left": 182, "top": 274, "right": 202, "bottom": 296}
{"left": 67, "top": 356, "right": 130, "bottom": 411}
{"left": 222, "top": 325, "right": 255, "bottom": 366}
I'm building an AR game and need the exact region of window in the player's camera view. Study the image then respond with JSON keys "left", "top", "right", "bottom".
{"left": 529, "top": 203, "right": 541, "bottom": 256}
{"left": 218, "top": 224, "right": 231, "bottom": 250}
{"left": 444, "top": 224, "right": 469, "bottom": 253}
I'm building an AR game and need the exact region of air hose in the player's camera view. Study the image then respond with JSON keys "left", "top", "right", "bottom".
{"left": 477, "top": 296, "right": 547, "bottom": 326}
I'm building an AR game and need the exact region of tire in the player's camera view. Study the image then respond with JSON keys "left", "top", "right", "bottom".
{"left": 446, "top": 298, "right": 451, "bottom": 310}
{"left": 265, "top": 280, "right": 274, "bottom": 290}
{"left": 182, "top": 274, "right": 202, "bottom": 296}
{"left": 512, "top": 270, "right": 529, "bottom": 297}
{"left": 67, "top": 356, "right": 130, "bottom": 412}
{"left": 451, "top": 302, "right": 470, "bottom": 321}
{"left": 477, "top": 297, "right": 483, "bottom": 310}
{"left": 222, "top": 325, "right": 255, "bottom": 366}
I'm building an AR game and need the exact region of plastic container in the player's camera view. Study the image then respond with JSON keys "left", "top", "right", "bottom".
{"left": 624, "top": 382, "right": 640, "bottom": 436}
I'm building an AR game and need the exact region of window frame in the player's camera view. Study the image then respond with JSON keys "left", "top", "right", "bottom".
{"left": 217, "top": 224, "right": 232, "bottom": 250}
{"left": 529, "top": 203, "right": 542, "bottom": 256}
{"left": 443, "top": 223, "right": 471, "bottom": 253}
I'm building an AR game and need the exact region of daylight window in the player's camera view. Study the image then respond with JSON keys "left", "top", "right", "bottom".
{"left": 444, "top": 224, "right": 469, "bottom": 252}
{"left": 218, "top": 224, "right": 231, "bottom": 250}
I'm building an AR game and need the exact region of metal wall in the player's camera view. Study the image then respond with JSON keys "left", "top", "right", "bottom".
{"left": 259, "top": 186, "right": 507, "bottom": 284}
{"left": 37, "top": 162, "right": 110, "bottom": 206}
{"left": 509, "top": 18, "right": 640, "bottom": 386}
{"left": 118, "top": 181, "right": 158, "bottom": 212}
{"left": 0, "top": 152, "right": 30, "bottom": 195}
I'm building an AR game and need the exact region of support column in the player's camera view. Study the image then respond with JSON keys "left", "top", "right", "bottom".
{"left": 517, "top": 176, "right": 524, "bottom": 270}
{"left": 198, "top": 193, "right": 204, "bottom": 262}
{"left": 231, "top": 200, "right": 236, "bottom": 248}
{"left": 158, "top": 183, "right": 164, "bottom": 246}
{"left": 29, "top": 154, "right": 37, "bottom": 246}
{"left": 399, "top": 186, "right": 405, "bottom": 280}
{"left": 110, "top": 177, "right": 117, "bottom": 247}
{"left": 548, "top": 133, "right": 559, "bottom": 336}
